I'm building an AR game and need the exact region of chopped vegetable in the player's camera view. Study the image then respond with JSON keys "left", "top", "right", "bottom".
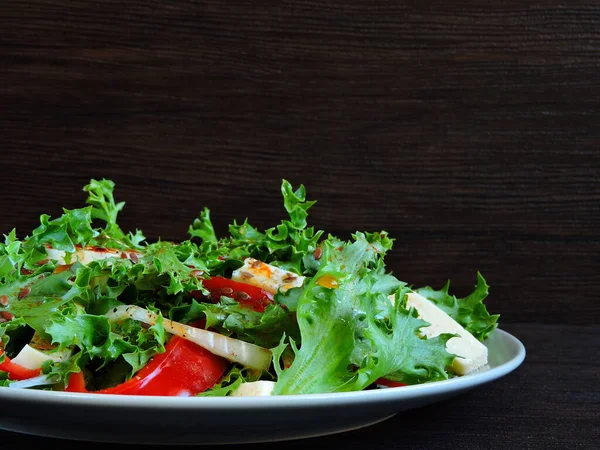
{"left": 0, "top": 349, "right": 42, "bottom": 380}
{"left": 193, "top": 276, "right": 274, "bottom": 312}
{"left": 0, "top": 178, "right": 499, "bottom": 396}
{"left": 105, "top": 305, "right": 272, "bottom": 372}
{"left": 66, "top": 329, "right": 228, "bottom": 396}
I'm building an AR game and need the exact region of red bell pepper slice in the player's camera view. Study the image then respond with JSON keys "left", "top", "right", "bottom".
{"left": 0, "top": 349, "right": 42, "bottom": 381}
{"left": 375, "top": 377, "right": 407, "bottom": 388}
{"left": 66, "top": 333, "right": 228, "bottom": 396}
{"left": 192, "top": 276, "right": 274, "bottom": 312}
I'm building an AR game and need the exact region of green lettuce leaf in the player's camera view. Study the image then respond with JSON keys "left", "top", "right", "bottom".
{"left": 188, "top": 179, "right": 324, "bottom": 276}
{"left": 142, "top": 241, "right": 206, "bottom": 295}
{"left": 31, "top": 208, "right": 97, "bottom": 253}
{"left": 188, "top": 208, "right": 218, "bottom": 244}
{"left": 46, "top": 311, "right": 165, "bottom": 378}
{"left": 0, "top": 266, "right": 82, "bottom": 334}
{"left": 0, "top": 178, "right": 144, "bottom": 294}
{"left": 41, "top": 349, "right": 86, "bottom": 385}
{"left": 197, "top": 364, "right": 262, "bottom": 397}
{"left": 272, "top": 233, "right": 454, "bottom": 395}
{"left": 23, "top": 178, "right": 144, "bottom": 254}
{"left": 0, "top": 316, "right": 28, "bottom": 350}
{"left": 196, "top": 297, "right": 300, "bottom": 349}
{"left": 0, "top": 371, "right": 10, "bottom": 387}
{"left": 357, "top": 286, "right": 456, "bottom": 386}
{"left": 83, "top": 178, "right": 146, "bottom": 250}
{"left": 416, "top": 272, "right": 499, "bottom": 341}
{"left": 0, "top": 228, "right": 57, "bottom": 277}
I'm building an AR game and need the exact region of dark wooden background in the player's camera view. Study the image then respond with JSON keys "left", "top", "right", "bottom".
{"left": 0, "top": 2, "right": 598, "bottom": 449}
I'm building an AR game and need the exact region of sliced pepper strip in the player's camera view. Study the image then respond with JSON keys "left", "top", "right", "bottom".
{"left": 375, "top": 377, "right": 407, "bottom": 388}
{"left": 192, "top": 276, "right": 274, "bottom": 312}
{"left": 0, "top": 349, "right": 43, "bottom": 381}
{"left": 66, "top": 331, "right": 229, "bottom": 396}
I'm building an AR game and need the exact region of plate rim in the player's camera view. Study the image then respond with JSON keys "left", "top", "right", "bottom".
{"left": 0, "top": 328, "right": 526, "bottom": 410}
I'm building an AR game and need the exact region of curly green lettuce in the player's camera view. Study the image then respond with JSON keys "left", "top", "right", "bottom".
{"left": 416, "top": 273, "right": 499, "bottom": 341}
{"left": 188, "top": 180, "right": 324, "bottom": 276}
{"left": 272, "top": 233, "right": 456, "bottom": 395}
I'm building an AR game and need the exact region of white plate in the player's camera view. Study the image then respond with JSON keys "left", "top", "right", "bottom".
{"left": 0, "top": 328, "right": 525, "bottom": 445}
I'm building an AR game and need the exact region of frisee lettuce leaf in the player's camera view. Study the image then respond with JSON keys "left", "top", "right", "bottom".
{"left": 0, "top": 266, "right": 82, "bottom": 334}
{"left": 83, "top": 178, "right": 147, "bottom": 250}
{"left": 143, "top": 241, "right": 206, "bottom": 295}
{"left": 359, "top": 286, "right": 457, "bottom": 385}
{"left": 196, "top": 364, "right": 262, "bottom": 397}
{"left": 189, "top": 179, "right": 324, "bottom": 276}
{"left": 45, "top": 311, "right": 166, "bottom": 381}
{"left": 188, "top": 208, "right": 218, "bottom": 244}
{"left": 272, "top": 233, "right": 455, "bottom": 395}
{"left": 41, "top": 350, "right": 84, "bottom": 385}
{"left": 31, "top": 208, "right": 97, "bottom": 253}
{"left": 0, "top": 316, "right": 28, "bottom": 350}
{"left": 196, "top": 297, "right": 300, "bottom": 349}
{"left": 0, "top": 178, "right": 144, "bottom": 281}
{"left": 0, "top": 370, "right": 10, "bottom": 387}
{"left": 416, "top": 272, "right": 499, "bottom": 341}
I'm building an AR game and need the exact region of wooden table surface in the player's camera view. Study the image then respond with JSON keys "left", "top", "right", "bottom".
{"left": 1, "top": 1, "right": 598, "bottom": 449}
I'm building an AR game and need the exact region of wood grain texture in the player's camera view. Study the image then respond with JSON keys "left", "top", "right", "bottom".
{"left": 1, "top": 324, "right": 598, "bottom": 449}
{"left": 0, "top": 1, "right": 598, "bottom": 329}
{"left": 0, "top": 3, "right": 598, "bottom": 449}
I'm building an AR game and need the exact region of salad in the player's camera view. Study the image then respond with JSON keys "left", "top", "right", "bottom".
{"left": 0, "top": 179, "right": 499, "bottom": 397}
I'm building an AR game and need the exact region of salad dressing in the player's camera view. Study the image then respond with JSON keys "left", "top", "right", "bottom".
{"left": 316, "top": 275, "right": 339, "bottom": 289}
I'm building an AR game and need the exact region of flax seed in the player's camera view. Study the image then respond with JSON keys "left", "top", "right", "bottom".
{"left": 313, "top": 247, "right": 323, "bottom": 260}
